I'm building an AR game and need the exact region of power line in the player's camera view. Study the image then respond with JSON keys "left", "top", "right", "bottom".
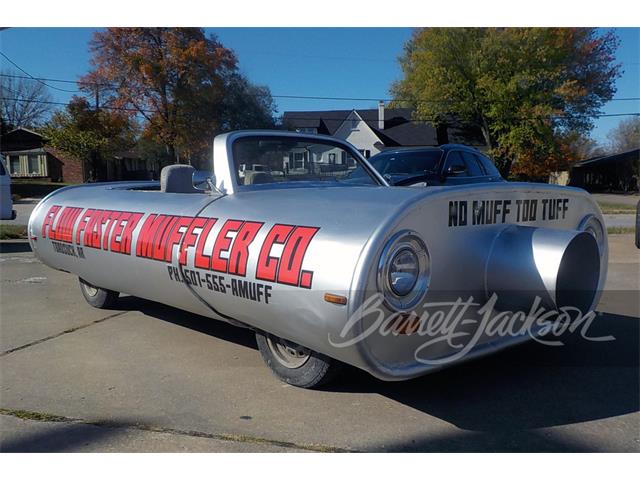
{"left": 282, "top": 113, "right": 640, "bottom": 122}
{"left": 1, "top": 72, "right": 639, "bottom": 104}
{"left": 0, "top": 96, "right": 156, "bottom": 114}
{"left": 1, "top": 96, "right": 638, "bottom": 122}
{"left": 0, "top": 53, "right": 82, "bottom": 94}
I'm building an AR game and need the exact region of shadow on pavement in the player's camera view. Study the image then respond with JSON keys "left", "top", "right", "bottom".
{"left": 0, "top": 421, "right": 125, "bottom": 453}
{"left": 0, "top": 242, "right": 31, "bottom": 254}
{"left": 326, "top": 310, "right": 639, "bottom": 451}
{"left": 115, "top": 295, "right": 258, "bottom": 351}
{"left": 109, "top": 295, "right": 639, "bottom": 452}
{"left": 373, "top": 428, "right": 597, "bottom": 452}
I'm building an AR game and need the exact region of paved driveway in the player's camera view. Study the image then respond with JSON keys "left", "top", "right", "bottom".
{"left": 0, "top": 198, "right": 38, "bottom": 226}
{"left": 0, "top": 236, "right": 638, "bottom": 452}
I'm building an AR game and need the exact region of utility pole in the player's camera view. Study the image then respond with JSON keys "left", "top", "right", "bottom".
{"left": 91, "top": 85, "right": 101, "bottom": 182}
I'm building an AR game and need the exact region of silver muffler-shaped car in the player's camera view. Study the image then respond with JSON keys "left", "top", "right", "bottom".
{"left": 28, "top": 131, "right": 607, "bottom": 388}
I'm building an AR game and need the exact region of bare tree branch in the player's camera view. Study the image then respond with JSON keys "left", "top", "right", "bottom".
{"left": 0, "top": 69, "right": 53, "bottom": 128}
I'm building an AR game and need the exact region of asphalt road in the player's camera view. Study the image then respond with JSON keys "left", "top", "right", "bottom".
{"left": 0, "top": 235, "right": 638, "bottom": 452}
{"left": 0, "top": 198, "right": 39, "bottom": 226}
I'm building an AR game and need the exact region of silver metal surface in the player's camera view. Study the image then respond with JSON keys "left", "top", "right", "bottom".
{"left": 28, "top": 130, "right": 608, "bottom": 381}
{"left": 486, "top": 226, "right": 600, "bottom": 312}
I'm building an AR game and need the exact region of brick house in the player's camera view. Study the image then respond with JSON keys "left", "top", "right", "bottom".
{"left": 0, "top": 127, "right": 85, "bottom": 183}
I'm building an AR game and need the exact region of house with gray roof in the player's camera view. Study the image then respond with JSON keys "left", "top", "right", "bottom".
{"left": 282, "top": 102, "right": 485, "bottom": 158}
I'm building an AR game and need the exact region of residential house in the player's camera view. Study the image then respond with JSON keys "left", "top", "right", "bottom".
{"left": 0, "top": 127, "right": 85, "bottom": 183}
{"left": 0, "top": 127, "right": 162, "bottom": 183}
{"left": 569, "top": 148, "right": 640, "bottom": 192}
{"left": 282, "top": 101, "right": 485, "bottom": 158}
{"left": 107, "top": 149, "right": 160, "bottom": 181}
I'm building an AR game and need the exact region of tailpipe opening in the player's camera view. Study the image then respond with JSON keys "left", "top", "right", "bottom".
{"left": 486, "top": 226, "right": 600, "bottom": 313}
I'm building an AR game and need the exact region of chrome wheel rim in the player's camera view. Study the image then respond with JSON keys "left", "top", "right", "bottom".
{"left": 266, "top": 336, "right": 310, "bottom": 369}
{"left": 83, "top": 283, "right": 98, "bottom": 297}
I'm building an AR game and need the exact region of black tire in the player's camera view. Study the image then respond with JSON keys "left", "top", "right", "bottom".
{"left": 78, "top": 278, "right": 119, "bottom": 309}
{"left": 255, "top": 332, "right": 340, "bottom": 388}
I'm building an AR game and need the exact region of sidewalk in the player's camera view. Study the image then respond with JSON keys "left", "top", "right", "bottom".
{"left": 592, "top": 193, "right": 639, "bottom": 207}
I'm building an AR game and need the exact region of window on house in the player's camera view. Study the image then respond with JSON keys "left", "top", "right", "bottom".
{"left": 328, "top": 153, "right": 336, "bottom": 164}
{"left": 358, "top": 149, "right": 371, "bottom": 159}
{"left": 27, "top": 155, "right": 43, "bottom": 175}
{"left": 294, "top": 152, "right": 305, "bottom": 169}
{"left": 9, "top": 156, "right": 21, "bottom": 175}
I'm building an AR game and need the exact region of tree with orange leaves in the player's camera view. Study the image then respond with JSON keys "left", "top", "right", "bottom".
{"left": 80, "top": 28, "right": 274, "bottom": 166}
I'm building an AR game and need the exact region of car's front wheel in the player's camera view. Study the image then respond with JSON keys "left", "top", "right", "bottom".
{"left": 79, "top": 278, "right": 119, "bottom": 309}
{"left": 255, "top": 332, "right": 340, "bottom": 388}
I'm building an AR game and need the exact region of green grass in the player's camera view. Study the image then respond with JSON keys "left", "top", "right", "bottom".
{"left": 11, "top": 179, "right": 73, "bottom": 186}
{"left": 0, "top": 224, "right": 27, "bottom": 240}
{"left": 597, "top": 201, "right": 636, "bottom": 214}
{"left": 0, "top": 408, "right": 69, "bottom": 423}
{"left": 607, "top": 226, "right": 636, "bottom": 235}
{"left": 11, "top": 180, "right": 74, "bottom": 199}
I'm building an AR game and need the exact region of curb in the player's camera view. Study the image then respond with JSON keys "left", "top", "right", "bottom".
{"left": 0, "top": 239, "right": 32, "bottom": 253}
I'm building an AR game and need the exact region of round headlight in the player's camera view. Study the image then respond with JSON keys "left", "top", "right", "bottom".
{"left": 389, "top": 248, "right": 419, "bottom": 296}
{"left": 377, "top": 230, "right": 430, "bottom": 311}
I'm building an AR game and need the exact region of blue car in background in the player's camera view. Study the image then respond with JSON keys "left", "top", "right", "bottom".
{"left": 353, "top": 144, "right": 504, "bottom": 187}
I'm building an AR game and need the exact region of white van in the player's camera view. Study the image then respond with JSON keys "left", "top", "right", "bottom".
{"left": 0, "top": 154, "right": 17, "bottom": 220}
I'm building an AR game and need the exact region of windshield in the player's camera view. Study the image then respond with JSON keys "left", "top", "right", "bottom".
{"left": 346, "top": 149, "right": 443, "bottom": 181}
{"left": 232, "top": 136, "right": 380, "bottom": 187}
{"left": 371, "top": 150, "right": 442, "bottom": 175}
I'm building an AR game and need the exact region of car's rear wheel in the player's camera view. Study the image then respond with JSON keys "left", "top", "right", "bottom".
{"left": 79, "top": 277, "right": 119, "bottom": 309}
{"left": 255, "top": 332, "right": 340, "bottom": 388}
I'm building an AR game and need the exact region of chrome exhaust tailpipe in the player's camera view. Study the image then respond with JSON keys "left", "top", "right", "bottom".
{"left": 486, "top": 226, "right": 600, "bottom": 313}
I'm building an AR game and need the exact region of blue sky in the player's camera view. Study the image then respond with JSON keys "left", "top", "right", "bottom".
{"left": 0, "top": 27, "right": 637, "bottom": 144}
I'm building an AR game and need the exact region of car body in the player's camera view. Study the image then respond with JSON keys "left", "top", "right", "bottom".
{"left": 357, "top": 145, "right": 504, "bottom": 187}
{"left": 0, "top": 154, "right": 17, "bottom": 220}
{"left": 28, "top": 131, "right": 607, "bottom": 388}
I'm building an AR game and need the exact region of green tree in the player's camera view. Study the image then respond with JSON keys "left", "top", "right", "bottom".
{"left": 42, "top": 96, "right": 138, "bottom": 180}
{"left": 222, "top": 73, "right": 276, "bottom": 131}
{"left": 607, "top": 116, "right": 640, "bottom": 153}
{"left": 391, "top": 28, "right": 621, "bottom": 179}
